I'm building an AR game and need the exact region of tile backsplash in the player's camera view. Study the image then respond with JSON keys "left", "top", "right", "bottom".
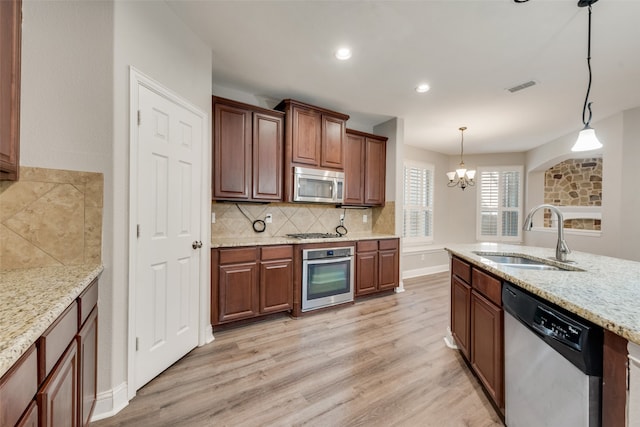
{"left": 211, "top": 201, "right": 395, "bottom": 238}
{"left": 0, "top": 167, "right": 103, "bottom": 269}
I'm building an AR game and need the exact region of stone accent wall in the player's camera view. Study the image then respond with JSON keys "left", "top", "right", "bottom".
{"left": 544, "top": 158, "right": 602, "bottom": 230}
{"left": 211, "top": 202, "right": 374, "bottom": 238}
{"left": 0, "top": 167, "right": 103, "bottom": 269}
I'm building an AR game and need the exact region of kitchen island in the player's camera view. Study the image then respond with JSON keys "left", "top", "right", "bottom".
{"left": 446, "top": 242, "right": 639, "bottom": 426}
{"left": 445, "top": 243, "right": 640, "bottom": 344}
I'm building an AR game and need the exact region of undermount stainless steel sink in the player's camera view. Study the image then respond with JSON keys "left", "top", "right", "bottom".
{"left": 473, "top": 252, "right": 582, "bottom": 271}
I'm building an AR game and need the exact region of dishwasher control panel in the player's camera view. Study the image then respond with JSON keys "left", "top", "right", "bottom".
{"left": 533, "top": 306, "right": 583, "bottom": 351}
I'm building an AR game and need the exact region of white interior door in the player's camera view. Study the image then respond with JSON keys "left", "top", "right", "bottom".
{"left": 134, "top": 83, "right": 203, "bottom": 390}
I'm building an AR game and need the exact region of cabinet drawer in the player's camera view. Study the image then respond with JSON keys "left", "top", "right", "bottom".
{"left": 378, "top": 238, "right": 398, "bottom": 251}
{"left": 357, "top": 240, "right": 378, "bottom": 252}
{"left": 261, "top": 245, "right": 293, "bottom": 261}
{"left": 38, "top": 301, "right": 78, "bottom": 384}
{"left": 78, "top": 278, "right": 98, "bottom": 328}
{"left": 452, "top": 257, "right": 471, "bottom": 283}
{"left": 219, "top": 247, "right": 258, "bottom": 264}
{"left": 472, "top": 268, "right": 502, "bottom": 306}
{"left": 0, "top": 345, "right": 38, "bottom": 427}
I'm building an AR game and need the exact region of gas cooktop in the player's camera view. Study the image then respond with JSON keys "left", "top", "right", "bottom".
{"left": 286, "top": 233, "right": 343, "bottom": 239}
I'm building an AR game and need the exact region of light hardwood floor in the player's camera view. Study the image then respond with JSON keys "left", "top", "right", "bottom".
{"left": 92, "top": 273, "right": 504, "bottom": 427}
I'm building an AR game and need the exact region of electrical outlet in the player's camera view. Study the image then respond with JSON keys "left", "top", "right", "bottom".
{"left": 211, "top": 212, "right": 216, "bottom": 223}
{"left": 340, "top": 213, "right": 345, "bottom": 221}
{"left": 363, "top": 214, "right": 368, "bottom": 223}
{"left": 265, "top": 213, "right": 273, "bottom": 223}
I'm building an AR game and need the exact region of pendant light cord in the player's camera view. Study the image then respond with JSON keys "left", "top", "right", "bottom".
{"left": 459, "top": 127, "right": 466, "bottom": 165}
{"left": 582, "top": 4, "right": 594, "bottom": 127}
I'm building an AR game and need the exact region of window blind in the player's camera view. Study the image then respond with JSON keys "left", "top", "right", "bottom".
{"left": 477, "top": 167, "right": 522, "bottom": 242}
{"left": 403, "top": 163, "right": 434, "bottom": 240}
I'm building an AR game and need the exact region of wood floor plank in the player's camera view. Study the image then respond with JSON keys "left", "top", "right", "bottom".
{"left": 92, "top": 273, "right": 504, "bottom": 427}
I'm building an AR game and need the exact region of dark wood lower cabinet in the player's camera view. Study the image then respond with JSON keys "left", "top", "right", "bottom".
{"left": 78, "top": 308, "right": 98, "bottom": 427}
{"left": 602, "top": 330, "right": 628, "bottom": 427}
{"left": 260, "top": 259, "right": 293, "bottom": 314}
{"left": 38, "top": 340, "right": 79, "bottom": 427}
{"left": 17, "top": 400, "right": 38, "bottom": 427}
{"left": 450, "top": 256, "right": 504, "bottom": 414}
{"left": 213, "top": 246, "right": 293, "bottom": 326}
{"left": 470, "top": 290, "right": 504, "bottom": 411}
{"left": 451, "top": 276, "right": 471, "bottom": 360}
{"left": 355, "top": 239, "right": 399, "bottom": 297}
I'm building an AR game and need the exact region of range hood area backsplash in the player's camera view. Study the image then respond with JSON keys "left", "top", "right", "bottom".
{"left": 211, "top": 202, "right": 396, "bottom": 239}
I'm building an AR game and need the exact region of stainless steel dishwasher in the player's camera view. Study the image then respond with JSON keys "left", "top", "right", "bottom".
{"left": 502, "top": 282, "right": 603, "bottom": 427}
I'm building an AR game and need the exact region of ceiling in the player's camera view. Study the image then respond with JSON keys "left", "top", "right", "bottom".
{"left": 167, "top": 0, "right": 640, "bottom": 155}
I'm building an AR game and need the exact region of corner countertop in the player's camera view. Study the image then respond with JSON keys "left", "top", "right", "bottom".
{"left": 0, "top": 264, "right": 103, "bottom": 378}
{"left": 211, "top": 232, "right": 399, "bottom": 248}
{"left": 445, "top": 243, "right": 640, "bottom": 345}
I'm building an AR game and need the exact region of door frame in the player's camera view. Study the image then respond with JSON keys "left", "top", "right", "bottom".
{"left": 127, "top": 67, "right": 213, "bottom": 400}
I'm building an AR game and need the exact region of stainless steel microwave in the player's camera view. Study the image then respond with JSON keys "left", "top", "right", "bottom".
{"left": 293, "top": 167, "right": 344, "bottom": 203}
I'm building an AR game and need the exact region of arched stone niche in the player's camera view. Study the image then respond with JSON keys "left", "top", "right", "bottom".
{"left": 543, "top": 158, "right": 602, "bottom": 230}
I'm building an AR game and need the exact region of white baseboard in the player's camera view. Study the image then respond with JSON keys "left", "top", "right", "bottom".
{"left": 91, "top": 381, "right": 129, "bottom": 422}
{"left": 203, "top": 323, "right": 215, "bottom": 345}
{"left": 402, "top": 264, "right": 449, "bottom": 279}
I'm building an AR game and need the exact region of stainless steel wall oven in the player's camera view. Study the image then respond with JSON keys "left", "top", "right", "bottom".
{"left": 301, "top": 246, "right": 354, "bottom": 312}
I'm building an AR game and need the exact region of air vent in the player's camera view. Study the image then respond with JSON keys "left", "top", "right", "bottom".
{"left": 507, "top": 80, "right": 537, "bottom": 93}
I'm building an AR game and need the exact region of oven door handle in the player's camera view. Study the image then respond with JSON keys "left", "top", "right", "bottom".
{"left": 304, "top": 256, "right": 352, "bottom": 265}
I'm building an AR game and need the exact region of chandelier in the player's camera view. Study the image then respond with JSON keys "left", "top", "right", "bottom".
{"left": 572, "top": 0, "right": 603, "bottom": 152}
{"left": 447, "top": 127, "right": 476, "bottom": 190}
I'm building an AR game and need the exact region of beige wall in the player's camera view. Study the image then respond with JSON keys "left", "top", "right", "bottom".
{"left": 524, "top": 108, "right": 639, "bottom": 261}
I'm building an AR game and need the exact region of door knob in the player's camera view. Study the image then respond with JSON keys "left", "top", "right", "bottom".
{"left": 192, "top": 240, "right": 203, "bottom": 249}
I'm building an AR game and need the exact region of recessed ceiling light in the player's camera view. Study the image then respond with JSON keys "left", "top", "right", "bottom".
{"left": 416, "top": 83, "right": 430, "bottom": 93}
{"left": 335, "top": 47, "right": 352, "bottom": 60}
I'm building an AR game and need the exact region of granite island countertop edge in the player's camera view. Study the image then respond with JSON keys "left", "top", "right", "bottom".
{"left": 445, "top": 243, "right": 640, "bottom": 345}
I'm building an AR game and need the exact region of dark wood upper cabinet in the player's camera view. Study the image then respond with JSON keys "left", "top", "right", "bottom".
{"left": 0, "top": 0, "right": 22, "bottom": 181}
{"left": 275, "top": 99, "right": 349, "bottom": 201}
{"left": 343, "top": 129, "right": 387, "bottom": 206}
{"left": 212, "top": 97, "right": 284, "bottom": 202}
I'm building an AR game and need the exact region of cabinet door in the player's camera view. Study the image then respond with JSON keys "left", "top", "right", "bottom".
{"left": 0, "top": 0, "right": 21, "bottom": 181}
{"left": 213, "top": 102, "right": 251, "bottom": 199}
{"left": 260, "top": 259, "right": 293, "bottom": 314}
{"left": 252, "top": 112, "right": 283, "bottom": 201}
{"left": 451, "top": 276, "right": 471, "bottom": 360}
{"left": 0, "top": 344, "right": 37, "bottom": 427}
{"left": 364, "top": 137, "right": 386, "bottom": 206}
{"left": 470, "top": 290, "right": 504, "bottom": 411}
{"left": 320, "top": 115, "right": 345, "bottom": 170}
{"left": 343, "top": 132, "right": 365, "bottom": 205}
{"left": 38, "top": 340, "right": 79, "bottom": 427}
{"left": 218, "top": 262, "right": 259, "bottom": 323}
{"left": 16, "top": 400, "right": 38, "bottom": 427}
{"left": 291, "top": 106, "right": 320, "bottom": 166}
{"left": 77, "top": 308, "right": 97, "bottom": 427}
{"left": 355, "top": 251, "right": 378, "bottom": 296}
{"left": 378, "top": 249, "right": 398, "bottom": 291}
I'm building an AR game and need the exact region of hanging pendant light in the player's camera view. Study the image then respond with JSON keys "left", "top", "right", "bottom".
{"left": 447, "top": 127, "right": 476, "bottom": 190}
{"left": 572, "top": 0, "right": 603, "bottom": 152}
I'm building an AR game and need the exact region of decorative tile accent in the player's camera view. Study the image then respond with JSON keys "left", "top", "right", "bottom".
{"left": 0, "top": 167, "right": 103, "bottom": 270}
{"left": 544, "top": 158, "right": 602, "bottom": 230}
{"left": 211, "top": 202, "right": 373, "bottom": 238}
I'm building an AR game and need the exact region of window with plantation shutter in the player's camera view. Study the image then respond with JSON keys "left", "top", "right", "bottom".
{"left": 403, "top": 161, "right": 434, "bottom": 243}
{"left": 476, "top": 166, "right": 523, "bottom": 242}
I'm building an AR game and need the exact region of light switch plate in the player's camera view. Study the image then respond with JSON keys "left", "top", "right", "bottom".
{"left": 363, "top": 214, "right": 368, "bottom": 223}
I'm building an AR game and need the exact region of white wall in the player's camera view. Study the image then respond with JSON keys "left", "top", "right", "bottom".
{"left": 19, "top": 0, "right": 117, "bottom": 414}
{"left": 524, "top": 109, "right": 640, "bottom": 261}
{"left": 108, "top": 0, "right": 212, "bottom": 416}
{"left": 20, "top": 0, "right": 212, "bottom": 420}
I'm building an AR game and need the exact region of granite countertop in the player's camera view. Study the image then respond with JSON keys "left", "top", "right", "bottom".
{"left": 0, "top": 264, "right": 103, "bottom": 378}
{"left": 211, "top": 232, "right": 399, "bottom": 248}
{"left": 445, "top": 243, "right": 640, "bottom": 345}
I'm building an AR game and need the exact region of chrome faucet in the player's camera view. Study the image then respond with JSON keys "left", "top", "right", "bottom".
{"left": 523, "top": 204, "right": 571, "bottom": 262}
